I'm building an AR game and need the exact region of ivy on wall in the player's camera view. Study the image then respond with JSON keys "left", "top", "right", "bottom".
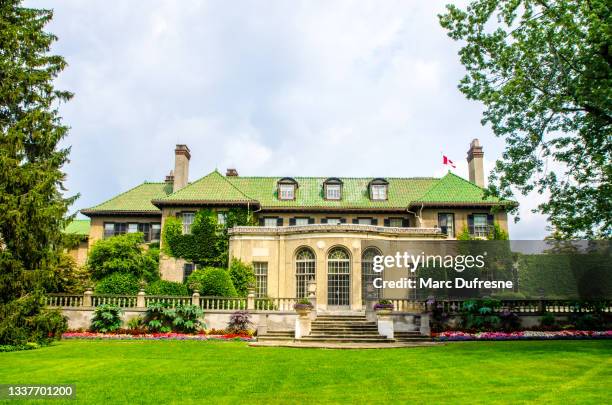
{"left": 162, "top": 208, "right": 255, "bottom": 267}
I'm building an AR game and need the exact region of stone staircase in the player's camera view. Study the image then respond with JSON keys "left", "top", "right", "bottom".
{"left": 257, "top": 314, "right": 430, "bottom": 345}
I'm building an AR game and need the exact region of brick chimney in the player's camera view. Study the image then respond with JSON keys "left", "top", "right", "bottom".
{"left": 226, "top": 168, "right": 238, "bottom": 177}
{"left": 467, "top": 139, "right": 484, "bottom": 187}
{"left": 173, "top": 145, "right": 191, "bottom": 192}
{"left": 165, "top": 170, "right": 174, "bottom": 187}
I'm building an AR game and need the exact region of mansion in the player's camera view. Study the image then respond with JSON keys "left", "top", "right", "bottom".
{"left": 67, "top": 140, "right": 515, "bottom": 311}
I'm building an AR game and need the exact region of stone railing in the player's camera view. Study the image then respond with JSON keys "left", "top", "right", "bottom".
{"left": 45, "top": 289, "right": 297, "bottom": 313}
{"left": 229, "top": 224, "right": 444, "bottom": 237}
{"left": 433, "top": 299, "right": 612, "bottom": 315}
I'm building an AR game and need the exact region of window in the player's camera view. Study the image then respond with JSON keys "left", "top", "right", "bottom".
{"left": 371, "top": 185, "right": 387, "bottom": 200}
{"left": 326, "top": 218, "right": 342, "bottom": 225}
{"left": 388, "top": 218, "right": 403, "bottom": 228}
{"left": 217, "top": 212, "right": 226, "bottom": 226}
{"left": 327, "top": 247, "right": 351, "bottom": 307}
{"left": 362, "top": 248, "right": 382, "bottom": 301}
{"left": 183, "top": 263, "right": 196, "bottom": 283}
{"left": 279, "top": 184, "right": 295, "bottom": 200}
{"left": 127, "top": 223, "right": 138, "bottom": 233}
{"left": 295, "top": 217, "right": 309, "bottom": 226}
{"left": 138, "top": 223, "right": 151, "bottom": 241}
{"left": 438, "top": 213, "right": 455, "bottom": 237}
{"left": 358, "top": 218, "right": 373, "bottom": 225}
{"left": 253, "top": 262, "right": 268, "bottom": 297}
{"left": 326, "top": 184, "right": 341, "bottom": 200}
{"left": 182, "top": 212, "right": 195, "bottom": 234}
{"left": 472, "top": 214, "right": 489, "bottom": 237}
{"left": 151, "top": 223, "right": 161, "bottom": 242}
{"left": 295, "top": 248, "right": 316, "bottom": 298}
{"left": 104, "top": 223, "right": 115, "bottom": 238}
{"left": 264, "top": 217, "right": 279, "bottom": 227}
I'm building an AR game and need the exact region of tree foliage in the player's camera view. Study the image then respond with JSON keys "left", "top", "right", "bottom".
{"left": 87, "top": 233, "right": 159, "bottom": 282}
{"left": 0, "top": 1, "right": 73, "bottom": 345}
{"left": 440, "top": 0, "right": 611, "bottom": 238}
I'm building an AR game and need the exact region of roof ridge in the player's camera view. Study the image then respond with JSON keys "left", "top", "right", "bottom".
{"left": 229, "top": 176, "right": 440, "bottom": 180}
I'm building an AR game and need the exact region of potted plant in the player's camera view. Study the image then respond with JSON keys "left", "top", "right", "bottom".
{"left": 373, "top": 299, "right": 394, "bottom": 315}
{"left": 294, "top": 298, "right": 313, "bottom": 316}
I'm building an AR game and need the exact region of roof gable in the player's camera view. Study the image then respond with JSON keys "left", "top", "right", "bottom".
{"left": 64, "top": 219, "right": 91, "bottom": 236}
{"left": 412, "top": 172, "right": 502, "bottom": 205}
{"left": 156, "top": 170, "right": 255, "bottom": 204}
{"left": 82, "top": 182, "right": 172, "bottom": 214}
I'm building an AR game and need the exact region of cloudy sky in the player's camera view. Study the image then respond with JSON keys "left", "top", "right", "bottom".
{"left": 33, "top": 0, "right": 549, "bottom": 239}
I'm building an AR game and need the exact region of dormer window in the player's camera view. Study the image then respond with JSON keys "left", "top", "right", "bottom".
{"left": 277, "top": 177, "right": 298, "bottom": 200}
{"left": 323, "top": 177, "right": 343, "bottom": 200}
{"left": 369, "top": 178, "right": 389, "bottom": 200}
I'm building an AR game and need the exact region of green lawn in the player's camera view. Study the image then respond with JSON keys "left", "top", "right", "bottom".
{"left": 1, "top": 340, "right": 611, "bottom": 404}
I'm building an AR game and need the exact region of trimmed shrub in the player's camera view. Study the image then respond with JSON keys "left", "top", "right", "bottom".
{"left": 187, "top": 267, "right": 237, "bottom": 296}
{"left": 95, "top": 273, "right": 139, "bottom": 295}
{"left": 145, "top": 280, "right": 189, "bottom": 296}
{"left": 91, "top": 305, "right": 123, "bottom": 333}
{"left": 228, "top": 258, "right": 256, "bottom": 297}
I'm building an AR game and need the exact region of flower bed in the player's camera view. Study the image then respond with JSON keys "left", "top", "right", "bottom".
{"left": 62, "top": 332, "right": 254, "bottom": 341}
{"left": 433, "top": 330, "right": 612, "bottom": 341}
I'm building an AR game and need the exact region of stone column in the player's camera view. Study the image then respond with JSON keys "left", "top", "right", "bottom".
{"left": 376, "top": 311, "right": 394, "bottom": 339}
{"left": 294, "top": 311, "right": 312, "bottom": 339}
{"left": 191, "top": 290, "right": 200, "bottom": 307}
{"left": 137, "top": 289, "right": 146, "bottom": 309}
{"left": 419, "top": 313, "right": 431, "bottom": 336}
{"left": 247, "top": 288, "right": 256, "bottom": 310}
{"left": 83, "top": 287, "right": 93, "bottom": 307}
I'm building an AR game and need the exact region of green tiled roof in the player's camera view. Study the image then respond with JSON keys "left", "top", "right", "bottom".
{"left": 87, "top": 170, "right": 512, "bottom": 213}
{"left": 64, "top": 219, "right": 90, "bottom": 236}
{"left": 82, "top": 182, "right": 172, "bottom": 214}
{"left": 156, "top": 170, "right": 255, "bottom": 203}
{"left": 412, "top": 172, "right": 505, "bottom": 205}
{"left": 153, "top": 170, "right": 509, "bottom": 209}
{"left": 226, "top": 176, "right": 437, "bottom": 209}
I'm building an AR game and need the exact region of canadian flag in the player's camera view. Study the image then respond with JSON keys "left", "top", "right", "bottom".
{"left": 442, "top": 155, "right": 456, "bottom": 169}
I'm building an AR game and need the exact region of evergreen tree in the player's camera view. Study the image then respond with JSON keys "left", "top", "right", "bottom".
{"left": 0, "top": 1, "right": 73, "bottom": 345}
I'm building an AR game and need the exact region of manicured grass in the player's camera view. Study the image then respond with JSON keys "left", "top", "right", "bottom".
{"left": 2, "top": 340, "right": 611, "bottom": 404}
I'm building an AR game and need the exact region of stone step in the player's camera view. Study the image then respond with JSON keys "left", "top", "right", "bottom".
{"left": 298, "top": 337, "right": 395, "bottom": 343}
{"left": 312, "top": 321, "right": 376, "bottom": 326}
{"left": 310, "top": 327, "right": 379, "bottom": 332}
{"left": 308, "top": 334, "right": 388, "bottom": 339}
{"left": 262, "top": 331, "right": 294, "bottom": 336}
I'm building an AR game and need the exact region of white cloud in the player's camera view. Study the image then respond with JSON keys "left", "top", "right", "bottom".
{"left": 33, "top": 0, "right": 548, "bottom": 239}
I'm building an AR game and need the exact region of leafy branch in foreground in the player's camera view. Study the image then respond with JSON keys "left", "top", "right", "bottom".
{"left": 439, "top": 0, "right": 611, "bottom": 238}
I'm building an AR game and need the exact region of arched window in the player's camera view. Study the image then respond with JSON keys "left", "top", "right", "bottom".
{"left": 362, "top": 247, "right": 382, "bottom": 301}
{"left": 295, "top": 248, "right": 315, "bottom": 298}
{"left": 327, "top": 247, "right": 351, "bottom": 307}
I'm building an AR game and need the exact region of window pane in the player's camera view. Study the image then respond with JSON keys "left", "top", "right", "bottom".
{"left": 128, "top": 223, "right": 138, "bottom": 233}
{"left": 438, "top": 214, "right": 454, "bottom": 237}
{"left": 327, "top": 218, "right": 341, "bottom": 225}
{"left": 371, "top": 185, "right": 387, "bottom": 200}
{"left": 182, "top": 212, "right": 195, "bottom": 234}
{"left": 183, "top": 263, "right": 195, "bottom": 283}
{"left": 358, "top": 218, "right": 372, "bottom": 225}
{"left": 296, "top": 248, "right": 316, "bottom": 298}
{"left": 389, "top": 218, "right": 403, "bottom": 227}
{"left": 151, "top": 223, "right": 161, "bottom": 241}
{"left": 264, "top": 217, "right": 278, "bottom": 227}
{"left": 326, "top": 184, "right": 341, "bottom": 200}
{"left": 104, "top": 223, "right": 115, "bottom": 238}
{"left": 295, "top": 218, "right": 309, "bottom": 226}
{"left": 279, "top": 184, "right": 294, "bottom": 200}
{"left": 474, "top": 214, "right": 487, "bottom": 226}
{"left": 217, "top": 212, "right": 226, "bottom": 226}
{"left": 253, "top": 262, "right": 268, "bottom": 297}
{"left": 115, "top": 223, "right": 127, "bottom": 235}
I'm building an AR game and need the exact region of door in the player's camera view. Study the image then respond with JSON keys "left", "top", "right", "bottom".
{"left": 327, "top": 247, "right": 351, "bottom": 308}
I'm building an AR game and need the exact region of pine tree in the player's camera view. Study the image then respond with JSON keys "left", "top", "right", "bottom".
{"left": 0, "top": 1, "right": 74, "bottom": 345}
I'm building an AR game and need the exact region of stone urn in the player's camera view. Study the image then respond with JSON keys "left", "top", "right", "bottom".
{"left": 294, "top": 303, "right": 313, "bottom": 317}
